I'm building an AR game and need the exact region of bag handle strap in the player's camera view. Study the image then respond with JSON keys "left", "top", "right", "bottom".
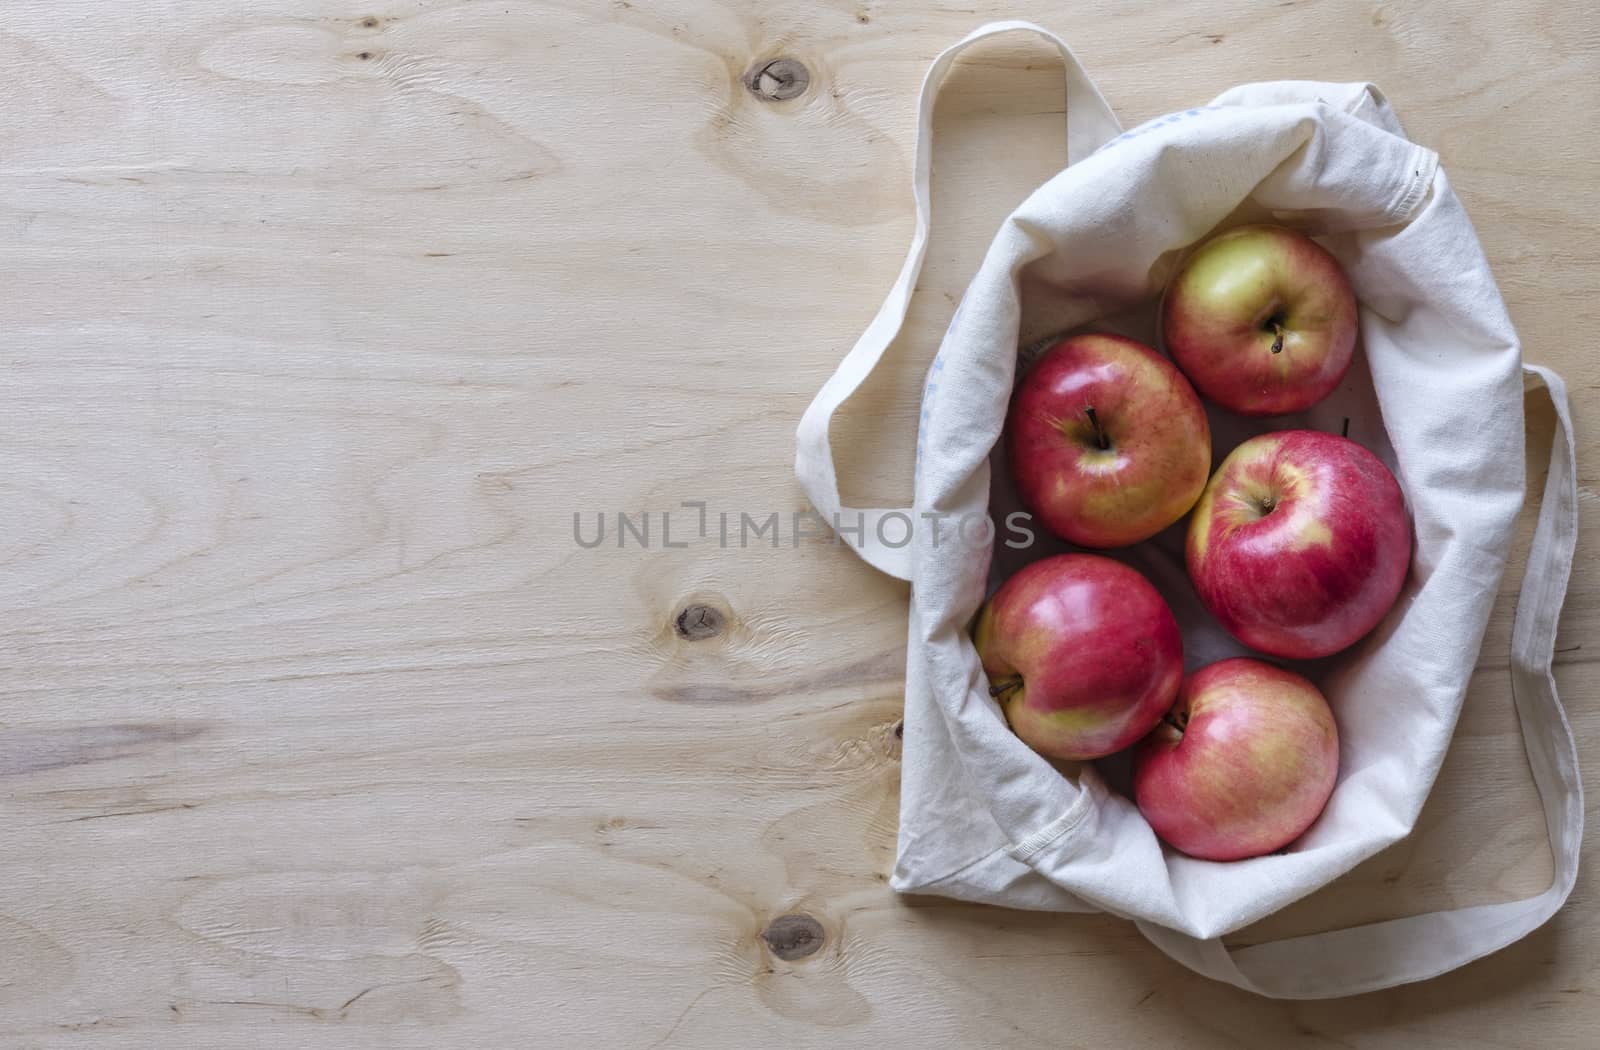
{"left": 793, "top": 21, "right": 1121, "bottom": 580}
{"left": 1138, "top": 365, "right": 1583, "bottom": 999}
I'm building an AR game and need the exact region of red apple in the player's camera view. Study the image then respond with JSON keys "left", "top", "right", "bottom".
{"left": 1187, "top": 430, "right": 1409, "bottom": 660}
{"left": 1161, "top": 224, "right": 1358, "bottom": 416}
{"left": 974, "top": 553, "right": 1182, "bottom": 761}
{"left": 1007, "top": 333, "right": 1210, "bottom": 548}
{"left": 1134, "top": 658, "right": 1339, "bottom": 861}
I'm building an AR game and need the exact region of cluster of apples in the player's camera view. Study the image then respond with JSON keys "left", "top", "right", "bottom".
{"left": 976, "top": 225, "right": 1411, "bottom": 862}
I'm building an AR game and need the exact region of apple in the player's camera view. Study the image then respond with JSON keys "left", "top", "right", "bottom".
{"left": 1187, "top": 429, "right": 1410, "bottom": 660}
{"left": 974, "top": 553, "right": 1182, "bottom": 761}
{"left": 1161, "top": 224, "right": 1358, "bottom": 416}
{"left": 1134, "top": 658, "right": 1339, "bottom": 861}
{"left": 1007, "top": 333, "right": 1210, "bottom": 548}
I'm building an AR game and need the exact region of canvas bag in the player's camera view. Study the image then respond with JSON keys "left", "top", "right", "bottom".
{"left": 795, "top": 21, "right": 1582, "bottom": 999}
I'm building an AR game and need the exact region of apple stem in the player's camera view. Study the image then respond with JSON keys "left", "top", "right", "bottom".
{"left": 1270, "top": 323, "right": 1285, "bottom": 354}
{"left": 1084, "top": 406, "right": 1110, "bottom": 450}
{"left": 988, "top": 675, "right": 1023, "bottom": 700}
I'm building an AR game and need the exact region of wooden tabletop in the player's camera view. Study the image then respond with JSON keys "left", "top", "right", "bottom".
{"left": 3, "top": 1, "right": 1596, "bottom": 1045}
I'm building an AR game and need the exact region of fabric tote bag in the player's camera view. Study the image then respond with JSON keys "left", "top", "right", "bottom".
{"left": 795, "top": 21, "right": 1582, "bottom": 999}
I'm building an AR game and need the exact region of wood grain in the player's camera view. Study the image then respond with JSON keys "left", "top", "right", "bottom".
{"left": 0, "top": 1, "right": 1596, "bottom": 1045}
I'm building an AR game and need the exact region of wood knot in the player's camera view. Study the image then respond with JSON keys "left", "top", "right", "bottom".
{"left": 744, "top": 57, "right": 810, "bottom": 102}
{"left": 673, "top": 604, "right": 725, "bottom": 641}
{"left": 760, "top": 914, "right": 824, "bottom": 960}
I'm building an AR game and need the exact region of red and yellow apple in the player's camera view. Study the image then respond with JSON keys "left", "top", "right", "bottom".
{"left": 1134, "top": 658, "right": 1338, "bottom": 861}
{"left": 1161, "top": 224, "right": 1358, "bottom": 416}
{"left": 1187, "top": 430, "right": 1410, "bottom": 660}
{"left": 974, "top": 553, "right": 1182, "bottom": 761}
{"left": 1007, "top": 333, "right": 1210, "bottom": 549}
